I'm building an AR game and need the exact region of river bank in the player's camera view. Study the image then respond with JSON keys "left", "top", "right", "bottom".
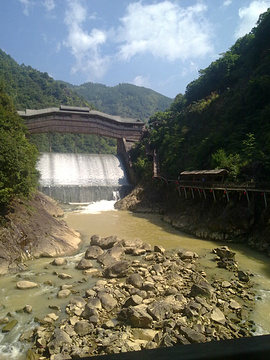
{"left": 0, "top": 192, "right": 81, "bottom": 275}
{"left": 115, "top": 185, "right": 270, "bottom": 256}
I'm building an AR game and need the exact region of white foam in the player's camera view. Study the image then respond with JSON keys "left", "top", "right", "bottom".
{"left": 78, "top": 200, "right": 117, "bottom": 214}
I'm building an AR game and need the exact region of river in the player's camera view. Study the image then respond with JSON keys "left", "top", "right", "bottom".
{"left": 0, "top": 201, "right": 270, "bottom": 359}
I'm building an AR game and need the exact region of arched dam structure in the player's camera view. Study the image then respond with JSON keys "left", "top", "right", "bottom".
{"left": 18, "top": 106, "right": 145, "bottom": 203}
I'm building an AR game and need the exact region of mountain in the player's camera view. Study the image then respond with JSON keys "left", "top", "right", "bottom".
{"left": 132, "top": 9, "right": 270, "bottom": 183}
{"left": 0, "top": 49, "right": 88, "bottom": 110}
{"left": 62, "top": 81, "right": 173, "bottom": 122}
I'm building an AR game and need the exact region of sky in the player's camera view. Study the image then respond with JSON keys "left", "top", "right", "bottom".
{"left": 0, "top": 0, "right": 270, "bottom": 99}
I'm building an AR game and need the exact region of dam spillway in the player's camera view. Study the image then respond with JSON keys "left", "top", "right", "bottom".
{"left": 37, "top": 153, "right": 131, "bottom": 203}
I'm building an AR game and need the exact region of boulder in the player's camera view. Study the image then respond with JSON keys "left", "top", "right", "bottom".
{"left": 147, "top": 300, "right": 172, "bottom": 321}
{"left": 229, "top": 300, "right": 242, "bottom": 310}
{"left": 74, "top": 321, "right": 92, "bottom": 336}
{"left": 75, "top": 258, "right": 93, "bottom": 270}
{"left": 57, "top": 289, "right": 71, "bottom": 298}
{"left": 90, "top": 235, "right": 118, "bottom": 249}
{"left": 211, "top": 307, "right": 226, "bottom": 325}
{"left": 58, "top": 273, "right": 72, "bottom": 280}
{"left": 16, "top": 281, "right": 38, "bottom": 290}
{"left": 81, "top": 304, "right": 99, "bottom": 319}
{"left": 127, "top": 305, "right": 153, "bottom": 328}
{"left": 98, "top": 292, "right": 117, "bottom": 312}
{"left": 123, "top": 295, "right": 143, "bottom": 308}
{"left": 179, "top": 326, "right": 206, "bottom": 343}
{"left": 23, "top": 305, "right": 33, "bottom": 314}
{"left": 51, "top": 258, "right": 67, "bottom": 266}
{"left": 238, "top": 270, "right": 250, "bottom": 282}
{"left": 126, "top": 273, "right": 144, "bottom": 289}
{"left": 190, "top": 279, "right": 214, "bottom": 298}
{"left": 103, "top": 260, "right": 130, "bottom": 278}
{"left": 154, "top": 245, "right": 165, "bottom": 254}
{"left": 97, "top": 245, "right": 125, "bottom": 266}
{"left": 213, "top": 246, "right": 236, "bottom": 259}
{"left": 178, "top": 249, "right": 198, "bottom": 260}
{"left": 86, "top": 297, "right": 102, "bottom": 310}
{"left": 85, "top": 245, "right": 104, "bottom": 259}
{"left": 69, "top": 296, "right": 87, "bottom": 309}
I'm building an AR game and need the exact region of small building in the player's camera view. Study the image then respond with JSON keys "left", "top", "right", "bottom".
{"left": 179, "top": 169, "right": 229, "bottom": 183}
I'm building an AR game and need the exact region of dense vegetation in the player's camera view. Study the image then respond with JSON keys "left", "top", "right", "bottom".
{"left": 0, "top": 83, "right": 39, "bottom": 214}
{"left": 0, "top": 50, "right": 89, "bottom": 110}
{"left": 0, "top": 49, "right": 117, "bottom": 154}
{"left": 132, "top": 9, "right": 270, "bottom": 184}
{"left": 62, "top": 81, "right": 173, "bottom": 122}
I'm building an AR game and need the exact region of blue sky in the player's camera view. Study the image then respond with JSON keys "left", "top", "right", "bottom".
{"left": 0, "top": 0, "right": 270, "bottom": 98}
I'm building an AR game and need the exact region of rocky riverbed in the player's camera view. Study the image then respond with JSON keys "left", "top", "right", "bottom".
{"left": 10, "top": 234, "right": 256, "bottom": 359}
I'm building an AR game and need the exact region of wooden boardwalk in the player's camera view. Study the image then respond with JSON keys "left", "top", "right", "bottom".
{"left": 152, "top": 155, "right": 270, "bottom": 207}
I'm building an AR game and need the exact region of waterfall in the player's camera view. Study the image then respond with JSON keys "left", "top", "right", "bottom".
{"left": 36, "top": 153, "right": 132, "bottom": 203}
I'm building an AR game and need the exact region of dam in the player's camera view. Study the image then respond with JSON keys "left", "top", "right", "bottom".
{"left": 37, "top": 153, "right": 132, "bottom": 203}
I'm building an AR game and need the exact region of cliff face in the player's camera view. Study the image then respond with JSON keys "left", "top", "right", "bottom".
{"left": 115, "top": 185, "right": 270, "bottom": 256}
{"left": 0, "top": 191, "right": 81, "bottom": 275}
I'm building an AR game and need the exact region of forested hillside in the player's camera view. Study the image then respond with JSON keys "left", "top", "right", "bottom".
{"left": 62, "top": 81, "right": 173, "bottom": 122}
{"left": 0, "top": 50, "right": 88, "bottom": 110}
{"left": 0, "top": 83, "right": 38, "bottom": 214}
{"left": 0, "top": 50, "right": 117, "bottom": 154}
{"left": 132, "top": 9, "right": 270, "bottom": 184}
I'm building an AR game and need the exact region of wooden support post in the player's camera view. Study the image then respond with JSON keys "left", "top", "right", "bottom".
{"left": 191, "top": 187, "right": 194, "bottom": 199}
{"left": 184, "top": 187, "right": 187, "bottom": 199}
{"left": 225, "top": 189, "right": 229, "bottom": 202}
{"left": 203, "top": 189, "right": 206, "bottom": 200}
{"left": 198, "top": 189, "right": 202, "bottom": 198}
{"left": 264, "top": 192, "right": 268, "bottom": 208}
{"left": 245, "top": 190, "right": 250, "bottom": 206}
{"left": 212, "top": 189, "right": 216, "bottom": 202}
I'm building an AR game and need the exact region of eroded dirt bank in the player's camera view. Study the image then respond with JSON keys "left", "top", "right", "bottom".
{"left": 115, "top": 185, "right": 270, "bottom": 256}
{"left": 0, "top": 191, "right": 81, "bottom": 275}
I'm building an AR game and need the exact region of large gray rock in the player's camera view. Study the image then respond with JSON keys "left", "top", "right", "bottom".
{"left": 90, "top": 235, "right": 118, "bottom": 249}
{"left": 190, "top": 279, "right": 214, "bottom": 298}
{"left": 179, "top": 326, "right": 206, "bottom": 343}
{"left": 50, "top": 258, "right": 67, "bottom": 266}
{"left": 97, "top": 245, "right": 125, "bottom": 266}
{"left": 103, "top": 260, "right": 130, "bottom": 278}
{"left": 98, "top": 292, "right": 117, "bottom": 312}
{"left": 85, "top": 245, "right": 104, "bottom": 259}
{"left": 81, "top": 304, "right": 99, "bottom": 319}
{"left": 126, "top": 273, "right": 144, "bottom": 289}
{"left": 127, "top": 305, "right": 153, "bottom": 328}
{"left": 147, "top": 300, "right": 172, "bottom": 321}
{"left": 74, "top": 321, "right": 92, "bottom": 336}
{"left": 213, "top": 246, "right": 236, "bottom": 259}
{"left": 211, "top": 307, "right": 226, "bottom": 325}
{"left": 75, "top": 258, "right": 93, "bottom": 270}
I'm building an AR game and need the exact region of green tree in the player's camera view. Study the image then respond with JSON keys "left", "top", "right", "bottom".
{"left": 0, "top": 83, "right": 39, "bottom": 213}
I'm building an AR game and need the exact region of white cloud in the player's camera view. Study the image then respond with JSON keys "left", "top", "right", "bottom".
{"left": 19, "top": 0, "right": 33, "bottom": 16}
{"left": 133, "top": 75, "right": 150, "bottom": 88}
{"left": 117, "top": 1, "right": 213, "bottom": 62}
{"left": 223, "top": 0, "right": 232, "bottom": 6}
{"left": 64, "top": 0, "right": 110, "bottom": 80}
{"left": 43, "top": 0, "right": 55, "bottom": 12}
{"left": 235, "top": 0, "right": 270, "bottom": 38}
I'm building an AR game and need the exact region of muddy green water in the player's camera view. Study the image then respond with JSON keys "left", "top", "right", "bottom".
{"left": 0, "top": 201, "right": 270, "bottom": 359}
